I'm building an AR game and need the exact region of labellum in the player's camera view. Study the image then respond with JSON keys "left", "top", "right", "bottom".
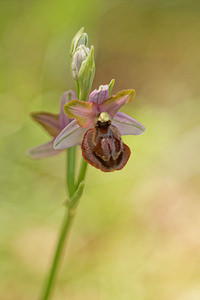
{"left": 81, "top": 112, "right": 131, "bottom": 172}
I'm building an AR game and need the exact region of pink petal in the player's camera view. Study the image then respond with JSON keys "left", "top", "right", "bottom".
{"left": 27, "top": 140, "right": 62, "bottom": 159}
{"left": 64, "top": 100, "right": 97, "bottom": 128}
{"left": 31, "top": 112, "right": 60, "bottom": 137}
{"left": 112, "top": 112, "right": 145, "bottom": 135}
{"left": 59, "top": 90, "right": 77, "bottom": 129}
{"left": 53, "top": 119, "right": 86, "bottom": 150}
{"left": 99, "top": 89, "right": 135, "bottom": 118}
{"left": 89, "top": 84, "right": 109, "bottom": 105}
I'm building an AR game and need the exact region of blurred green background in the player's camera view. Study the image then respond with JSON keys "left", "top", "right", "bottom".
{"left": 0, "top": 0, "right": 200, "bottom": 299}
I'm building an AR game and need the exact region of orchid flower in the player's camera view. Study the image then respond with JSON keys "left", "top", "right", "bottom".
{"left": 28, "top": 90, "right": 76, "bottom": 159}
{"left": 29, "top": 28, "right": 146, "bottom": 300}
{"left": 53, "top": 83, "right": 145, "bottom": 172}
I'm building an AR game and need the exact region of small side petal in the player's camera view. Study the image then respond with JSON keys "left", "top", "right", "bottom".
{"left": 31, "top": 112, "right": 60, "bottom": 137}
{"left": 89, "top": 84, "right": 109, "bottom": 105}
{"left": 53, "top": 119, "right": 86, "bottom": 150}
{"left": 27, "top": 140, "right": 62, "bottom": 159}
{"left": 112, "top": 112, "right": 145, "bottom": 135}
{"left": 64, "top": 100, "right": 96, "bottom": 128}
{"left": 59, "top": 90, "right": 77, "bottom": 129}
{"left": 99, "top": 89, "right": 135, "bottom": 118}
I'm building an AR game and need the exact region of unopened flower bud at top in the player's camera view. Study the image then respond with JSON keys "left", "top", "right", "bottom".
{"left": 77, "top": 33, "right": 88, "bottom": 48}
{"left": 77, "top": 46, "right": 95, "bottom": 101}
{"left": 71, "top": 45, "right": 90, "bottom": 80}
{"left": 70, "top": 27, "right": 88, "bottom": 57}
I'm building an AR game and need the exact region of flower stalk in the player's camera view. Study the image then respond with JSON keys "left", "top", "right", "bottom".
{"left": 28, "top": 27, "right": 145, "bottom": 300}
{"left": 39, "top": 200, "right": 73, "bottom": 300}
{"left": 39, "top": 180, "right": 85, "bottom": 300}
{"left": 67, "top": 146, "right": 76, "bottom": 197}
{"left": 39, "top": 28, "right": 93, "bottom": 300}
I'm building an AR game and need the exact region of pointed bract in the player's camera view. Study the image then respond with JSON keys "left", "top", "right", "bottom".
{"left": 78, "top": 46, "right": 95, "bottom": 101}
{"left": 70, "top": 27, "right": 88, "bottom": 57}
{"left": 108, "top": 79, "right": 115, "bottom": 97}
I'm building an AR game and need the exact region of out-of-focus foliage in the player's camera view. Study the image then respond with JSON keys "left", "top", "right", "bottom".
{"left": 0, "top": 0, "right": 200, "bottom": 299}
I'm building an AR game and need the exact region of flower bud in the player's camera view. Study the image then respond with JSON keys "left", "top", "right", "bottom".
{"left": 70, "top": 27, "right": 88, "bottom": 57}
{"left": 77, "top": 33, "right": 88, "bottom": 48}
{"left": 77, "top": 46, "right": 95, "bottom": 101}
{"left": 71, "top": 45, "right": 90, "bottom": 80}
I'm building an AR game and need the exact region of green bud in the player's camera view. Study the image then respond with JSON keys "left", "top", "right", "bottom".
{"left": 108, "top": 79, "right": 115, "bottom": 97}
{"left": 78, "top": 33, "right": 88, "bottom": 48}
{"left": 70, "top": 27, "right": 88, "bottom": 57}
{"left": 77, "top": 46, "right": 95, "bottom": 101}
{"left": 71, "top": 45, "right": 90, "bottom": 80}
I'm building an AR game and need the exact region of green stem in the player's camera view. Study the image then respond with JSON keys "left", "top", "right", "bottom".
{"left": 76, "top": 158, "right": 88, "bottom": 189}
{"left": 67, "top": 146, "right": 76, "bottom": 197}
{"left": 39, "top": 44, "right": 92, "bottom": 299}
{"left": 75, "top": 79, "right": 88, "bottom": 189}
{"left": 40, "top": 150, "right": 86, "bottom": 300}
{"left": 76, "top": 81, "right": 80, "bottom": 99}
{"left": 39, "top": 207, "right": 74, "bottom": 300}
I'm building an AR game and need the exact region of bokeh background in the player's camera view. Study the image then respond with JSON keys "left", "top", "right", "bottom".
{"left": 0, "top": 0, "right": 200, "bottom": 299}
